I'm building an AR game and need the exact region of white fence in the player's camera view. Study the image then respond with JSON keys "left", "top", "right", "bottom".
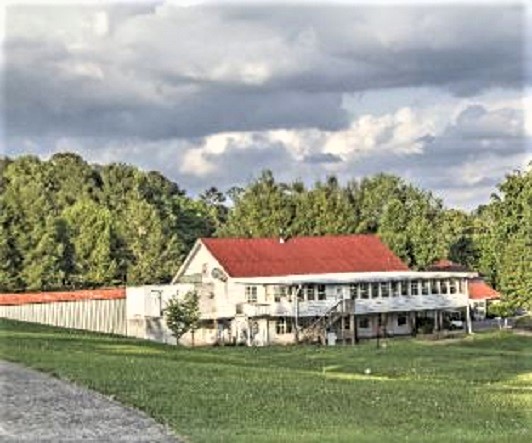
{"left": 0, "top": 290, "right": 127, "bottom": 335}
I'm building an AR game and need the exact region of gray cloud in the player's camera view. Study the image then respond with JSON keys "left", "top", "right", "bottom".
{"left": 303, "top": 153, "right": 343, "bottom": 164}
{"left": 3, "top": 3, "right": 526, "bottom": 141}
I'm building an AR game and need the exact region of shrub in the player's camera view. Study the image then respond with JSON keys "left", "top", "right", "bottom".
{"left": 514, "top": 314, "right": 532, "bottom": 331}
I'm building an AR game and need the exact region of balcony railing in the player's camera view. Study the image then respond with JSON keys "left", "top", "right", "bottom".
{"left": 236, "top": 303, "right": 271, "bottom": 317}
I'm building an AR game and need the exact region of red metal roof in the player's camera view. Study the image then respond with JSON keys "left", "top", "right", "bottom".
{"left": 468, "top": 279, "right": 500, "bottom": 300}
{"left": 426, "top": 259, "right": 469, "bottom": 272}
{"left": 201, "top": 235, "right": 409, "bottom": 277}
{"left": 0, "top": 288, "right": 126, "bottom": 306}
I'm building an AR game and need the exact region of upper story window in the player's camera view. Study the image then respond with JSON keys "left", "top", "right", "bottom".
{"left": 431, "top": 279, "right": 439, "bottom": 295}
{"left": 422, "top": 280, "right": 430, "bottom": 296}
{"left": 449, "top": 279, "right": 458, "bottom": 294}
{"left": 381, "top": 282, "right": 390, "bottom": 298}
{"left": 317, "top": 284, "right": 326, "bottom": 301}
{"left": 350, "top": 283, "right": 358, "bottom": 299}
{"left": 305, "top": 284, "right": 315, "bottom": 301}
{"left": 410, "top": 281, "right": 419, "bottom": 296}
{"left": 392, "top": 281, "right": 401, "bottom": 297}
{"left": 371, "top": 282, "right": 380, "bottom": 299}
{"left": 273, "top": 285, "right": 287, "bottom": 302}
{"left": 401, "top": 281, "right": 409, "bottom": 296}
{"left": 245, "top": 285, "right": 258, "bottom": 304}
{"left": 440, "top": 280, "right": 449, "bottom": 295}
{"left": 360, "top": 283, "right": 369, "bottom": 299}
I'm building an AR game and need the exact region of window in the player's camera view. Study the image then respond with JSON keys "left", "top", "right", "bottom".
{"left": 245, "top": 285, "right": 258, "bottom": 303}
{"left": 371, "top": 283, "right": 380, "bottom": 299}
{"left": 431, "top": 279, "right": 439, "bottom": 295}
{"left": 397, "top": 314, "right": 408, "bottom": 327}
{"left": 317, "top": 284, "right": 326, "bottom": 301}
{"left": 360, "top": 283, "right": 369, "bottom": 299}
{"left": 276, "top": 317, "right": 293, "bottom": 335}
{"left": 305, "top": 284, "right": 315, "bottom": 301}
{"left": 422, "top": 280, "right": 430, "bottom": 295}
{"left": 392, "top": 281, "right": 401, "bottom": 297}
{"left": 410, "top": 281, "right": 419, "bottom": 296}
{"left": 359, "top": 317, "right": 370, "bottom": 329}
{"left": 273, "top": 285, "right": 287, "bottom": 302}
{"left": 440, "top": 280, "right": 449, "bottom": 294}
{"left": 401, "top": 281, "right": 409, "bottom": 296}
{"left": 449, "top": 279, "right": 458, "bottom": 294}
{"left": 381, "top": 282, "right": 390, "bottom": 298}
{"left": 350, "top": 283, "right": 359, "bottom": 299}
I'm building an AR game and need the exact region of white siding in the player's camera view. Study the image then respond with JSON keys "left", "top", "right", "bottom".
{"left": 0, "top": 298, "right": 127, "bottom": 335}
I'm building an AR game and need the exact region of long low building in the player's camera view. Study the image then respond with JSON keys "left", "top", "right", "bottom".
{"left": 127, "top": 235, "right": 475, "bottom": 346}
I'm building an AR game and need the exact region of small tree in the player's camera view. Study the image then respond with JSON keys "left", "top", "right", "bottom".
{"left": 163, "top": 290, "right": 200, "bottom": 344}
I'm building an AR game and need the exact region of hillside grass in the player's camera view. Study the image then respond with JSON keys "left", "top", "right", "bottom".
{"left": 1, "top": 318, "right": 531, "bottom": 443}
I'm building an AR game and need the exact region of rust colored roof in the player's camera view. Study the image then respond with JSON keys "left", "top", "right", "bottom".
{"left": 468, "top": 279, "right": 500, "bottom": 300}
{"left": 201, "top": 235, "right": 409, "bottom": 278}
{"left": 0, "top": 288, "right": 126, "bottom": 306}
{"left": 426, "top": 259, "right": 469, "bottom": 272}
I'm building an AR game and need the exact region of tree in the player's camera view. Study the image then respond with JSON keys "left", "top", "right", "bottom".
{"left": 348, "top": 174, "right": 405, "bottom": 233}
{"left": 21, "top": 217, "right": 73, "bottom": 291}
{"left": 291, "top": 176, "right": 357, "bottom": 236}
{"left": 164, "top": 290, "right": 200, "bottom": 344}
{"left": 378, "top": 198, "right": 411, "bottom": 265}
{"left": 218, "top": 170, "right": 295, "bottom": 238}
{"left": 63, "top": 199, "right": 119, "bottom": 287}
{"left": 474, "top": 167, "right": 531, "bottom": 309}
{"left": 200, "top": 186, "right": 228, "bottom": 231}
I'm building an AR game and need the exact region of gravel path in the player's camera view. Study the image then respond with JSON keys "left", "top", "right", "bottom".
{"left": 0, "top": 360, "right": 181, "bottom": 442}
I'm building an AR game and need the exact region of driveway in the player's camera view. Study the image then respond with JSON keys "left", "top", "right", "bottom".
{"left": 0, "top": 360, "right": 180, "bottom": 442}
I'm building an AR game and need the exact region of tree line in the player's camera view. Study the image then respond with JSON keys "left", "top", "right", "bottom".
{"left": 1, "top": 153, "right": 530, "bottom": 310}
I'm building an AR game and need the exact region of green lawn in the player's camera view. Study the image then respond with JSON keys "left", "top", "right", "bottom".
{"left": 1, "top": 319, "right": 531, "bottom": 443}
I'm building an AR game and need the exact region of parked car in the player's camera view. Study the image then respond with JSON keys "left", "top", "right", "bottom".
{"left": 445, "top": 310, "right": 464, "bottom": 330}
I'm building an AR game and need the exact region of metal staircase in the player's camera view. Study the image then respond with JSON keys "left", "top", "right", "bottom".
{"left": 298, "top": 299, "right": 353, "bottom": 344}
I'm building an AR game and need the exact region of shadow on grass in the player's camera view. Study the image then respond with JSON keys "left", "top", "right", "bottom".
{"left": 2, "top": 318, "right": 531, "bottom": 385}
{"left": 2, "top": 319, "right": 531, "bottom": 443}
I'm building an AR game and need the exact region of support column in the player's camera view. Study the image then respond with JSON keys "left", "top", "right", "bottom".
{"left": 214, "top": 319, "right": 219, "bottom": 345}
{"left": 341, "top": 315, "right": 346, "bottom": 344}
{"left": 466, "top": 304, "right": 473, "bottom": 334}
{"left": 349, "top": 314, "right": 355, "bottom": 345}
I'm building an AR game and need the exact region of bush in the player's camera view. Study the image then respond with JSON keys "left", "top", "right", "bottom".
{"left": 514, "top": 314, "right": 532, "bottom": 331}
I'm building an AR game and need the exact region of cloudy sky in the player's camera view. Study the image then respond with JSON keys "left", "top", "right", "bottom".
{"left": 1, "top": 0, "right": 531, "bottom": 210}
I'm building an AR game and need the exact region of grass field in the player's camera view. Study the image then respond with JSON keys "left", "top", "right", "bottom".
{"left": 1, "top": 319, "right": 531, "bottom": 443}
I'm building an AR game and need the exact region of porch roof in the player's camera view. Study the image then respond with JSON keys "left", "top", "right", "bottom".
{"left": 232, "top": 271, "right": 477, "bottom": 285}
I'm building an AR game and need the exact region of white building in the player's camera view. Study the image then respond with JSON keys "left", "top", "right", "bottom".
{"left": 126, "top": 235, "right": 475, "bottom": 346}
